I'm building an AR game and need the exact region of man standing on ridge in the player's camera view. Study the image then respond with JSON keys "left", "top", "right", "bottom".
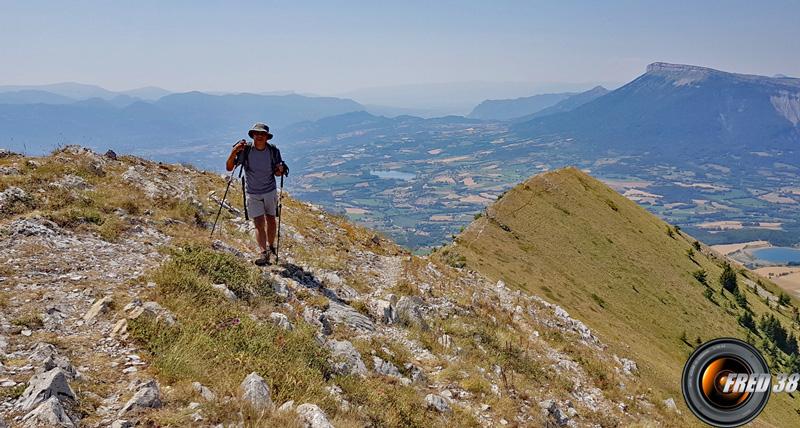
{"left": 226, "top": 123, "right": 286, "bottom": 266}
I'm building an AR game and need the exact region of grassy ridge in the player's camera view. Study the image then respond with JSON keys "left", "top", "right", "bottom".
{"left": 447, "top": 167, "right": 800, "bottom": 426}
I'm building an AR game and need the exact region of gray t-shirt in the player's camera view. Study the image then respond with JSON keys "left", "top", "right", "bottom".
{"left": 244, "top": 144, "right": 281, "bottom": 194}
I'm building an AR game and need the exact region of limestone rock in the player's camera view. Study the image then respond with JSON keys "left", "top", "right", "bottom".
{"left": 277, "top": 400, "right": 295, "bottom": 412}
{"left": 269, "top": 312, "right": 293, "bottom": 331}
{"left": 119, "top": 379, "right": 161, "bottom": 414}
{"left": 28, "top": 343, "right": 58, "bottom": 363}
{"left": 327, "top": 339, "right": 367, "bottom": 377}
{"left": 325, "top": 384, "right": 351, "bottom": 412}
{"left": 84, "top": 296, "right": 114, "bottom": 321}
{"left": 425, "top": 393, "right": 451, "bottom": 413}
{"left": 212, "top": 283, "right": 237, "bottom": 301}
{"left": 271, "top": 278, "right": 292, "bottom": 299}
{"left": 618, "top": 356, "right": 638, "bottom": 376}
{"left": 52, "top": 174, "right": 89, "bottom": 190}
{"left": 539, "top": 399, "right": 570, "bottom": 426}
{"left": 3, "top": 218, "right": 56, "bottom": 237}
{"left": 16, "top": 368, "right": 75, "bottom": 411}
{"left": 0, "top": 165, "right": 20, "bottom": 175}
{"left": 296, "top": 403, "right": 334, "bottom": 428}
{"left": 111, "top": 319, "right": 128, "bottom": 339}
{"left": 302, "top": 307, "right": 332, "bottom": 336}
{"left": 125, "top": 300, "right": 176, "bottom": 326}
{"left": 369, "top": 298, "right": 396, "bottom": 324}
{"left": 0, "top": 186, "right": 31, "bottom": 214}
{"left": 240, "top": 372, "right": 272, "bottom": 411}
{"left": 192, "top": 381, "right": 216, "bottom": 401}
{"left": 404, "top": 363, "right": 427, "bottom": 384}
{"left": 22, "top": 396, "right": 76, "bottom": 427}
{"left": 395, "top": 296, "right": 428, "bottom": 330}
{"left": 323, "top": 301, "right": 375, "bottom": 333}
{"left": 372, "top": 356, "right": 402, "bottom": 379}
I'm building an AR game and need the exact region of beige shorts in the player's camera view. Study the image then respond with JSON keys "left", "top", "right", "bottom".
{"left": 246, "top": 190, "right": 278, "bottom": 218}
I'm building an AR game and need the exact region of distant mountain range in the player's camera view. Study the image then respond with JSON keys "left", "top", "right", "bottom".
{"left": 282, "top": 110, "right": 483, "bottom": 143}
{"left": 0, "top": 90, "right": 78, "bottom": 105}
{"left": 512, "top": 63, "right": 800, "bottom": 159}
{"left": 0, "top": 90, "right": 365, "bottom": 154}
{"left": 284, "top": 62, "right": 800, "bottom": 162}
{"left": 510, "top": 85, "right": 609, "bottom": 122}
{"left": 337, "top": 81, "right": 611, "bottom": 117}
{"left": 0, "top": 82, "right": 171, "bottom": 102}
{"left": 467, "top": 86, "right": 611, "bottom": 121}
{"left": 467, "top": 91, "right": 575, "bottom": 120}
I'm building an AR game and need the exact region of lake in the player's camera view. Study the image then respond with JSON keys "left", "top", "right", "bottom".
{"left": 370, "top": 170, "right": 415, "bottom": 181}
{"left": 750, "top": 247, "right": 800, "bottom": 265}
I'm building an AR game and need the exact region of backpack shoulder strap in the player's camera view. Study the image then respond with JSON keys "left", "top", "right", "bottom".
{"left": 243, "top": 143, "right": 253, "bottom": 169}
{"left": 268, "top": 143, "right": 282, "bottom": 165}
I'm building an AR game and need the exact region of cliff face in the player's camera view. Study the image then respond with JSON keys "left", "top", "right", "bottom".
{"left": 0, "top": 147, "right": 673, "bottom": 427}
{"left": 512, "top": 62, "right": 800, "bottom": 160}
{"left": 646, "top": 62, "right": 800, "bottom": 88}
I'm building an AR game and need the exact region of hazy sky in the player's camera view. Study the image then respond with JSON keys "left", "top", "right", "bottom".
{"left": 2, "top": 0, "right": 799, "bottom": 95}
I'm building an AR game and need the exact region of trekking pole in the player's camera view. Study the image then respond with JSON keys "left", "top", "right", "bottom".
{"left": 240, "top": 165, "right": 249, "bottom": 221}
{"left": 211, "top": 140, "right": 247, "bottom": 239}
{"left": 210, "top": 165, "right": 239, "bottom": 238}
{"left": 275, "top": 173, "right": 285, "bottom": 264}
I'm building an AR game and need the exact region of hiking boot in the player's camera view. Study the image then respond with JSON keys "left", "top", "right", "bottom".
{"left": 254, "top": 250, "right": 270, "bottom": 266}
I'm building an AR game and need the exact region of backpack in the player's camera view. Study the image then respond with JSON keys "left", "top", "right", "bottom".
{"left": 239, "top": 142, "right": 289, "bottom": 176}
{"left": 236, "top": 142, "right": 289, "bottom": 221}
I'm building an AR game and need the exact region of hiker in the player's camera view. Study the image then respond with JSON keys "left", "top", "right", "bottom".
{"left": 226, "top": 123, "right": 286, "bottom": 266}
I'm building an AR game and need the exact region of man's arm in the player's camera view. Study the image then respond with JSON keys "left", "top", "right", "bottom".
{"left": 226, "top": 140, "right": 246, "bottom": 171}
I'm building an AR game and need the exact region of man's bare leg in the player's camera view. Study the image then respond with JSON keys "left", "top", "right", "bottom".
{"left": 253, "top": 215, "right": 268, "bottom": 253}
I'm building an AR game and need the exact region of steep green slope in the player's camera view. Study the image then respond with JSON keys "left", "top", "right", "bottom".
{"left": 444, "top": 167, "right": 800, "bottom": 426}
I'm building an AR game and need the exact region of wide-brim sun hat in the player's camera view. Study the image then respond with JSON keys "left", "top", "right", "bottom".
{"left": 248, "top": 122, "right": 274, "bottom": 140}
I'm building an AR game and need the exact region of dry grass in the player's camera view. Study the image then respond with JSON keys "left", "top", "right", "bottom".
{"left": 0, "top": 291, "right": 9, "bottom": 309}
{"left": 11, "top": 312, "right": 44, "bottom": 329}
{"left": 129, "top": 242, "right": 456, "bottom": 427}
{"left": 447, "top": 166, "right": 800, "bottom": 425}
{"left": 388, "top": 279, "right": 419, "bottom": 297}
{"left": 129, "top": 245, "right": 334, "bottom": 424}
{"left": 0, "top": 383, "right": 26, "bottom": 401}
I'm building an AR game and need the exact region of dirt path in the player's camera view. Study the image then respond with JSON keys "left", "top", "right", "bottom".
{"left": 0, "top": 217, "right": 169, "bottom": 426}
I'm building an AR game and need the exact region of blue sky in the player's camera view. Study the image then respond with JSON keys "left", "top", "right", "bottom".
{"left": 1, "top": 0, "right": 798, "bottom": 94}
